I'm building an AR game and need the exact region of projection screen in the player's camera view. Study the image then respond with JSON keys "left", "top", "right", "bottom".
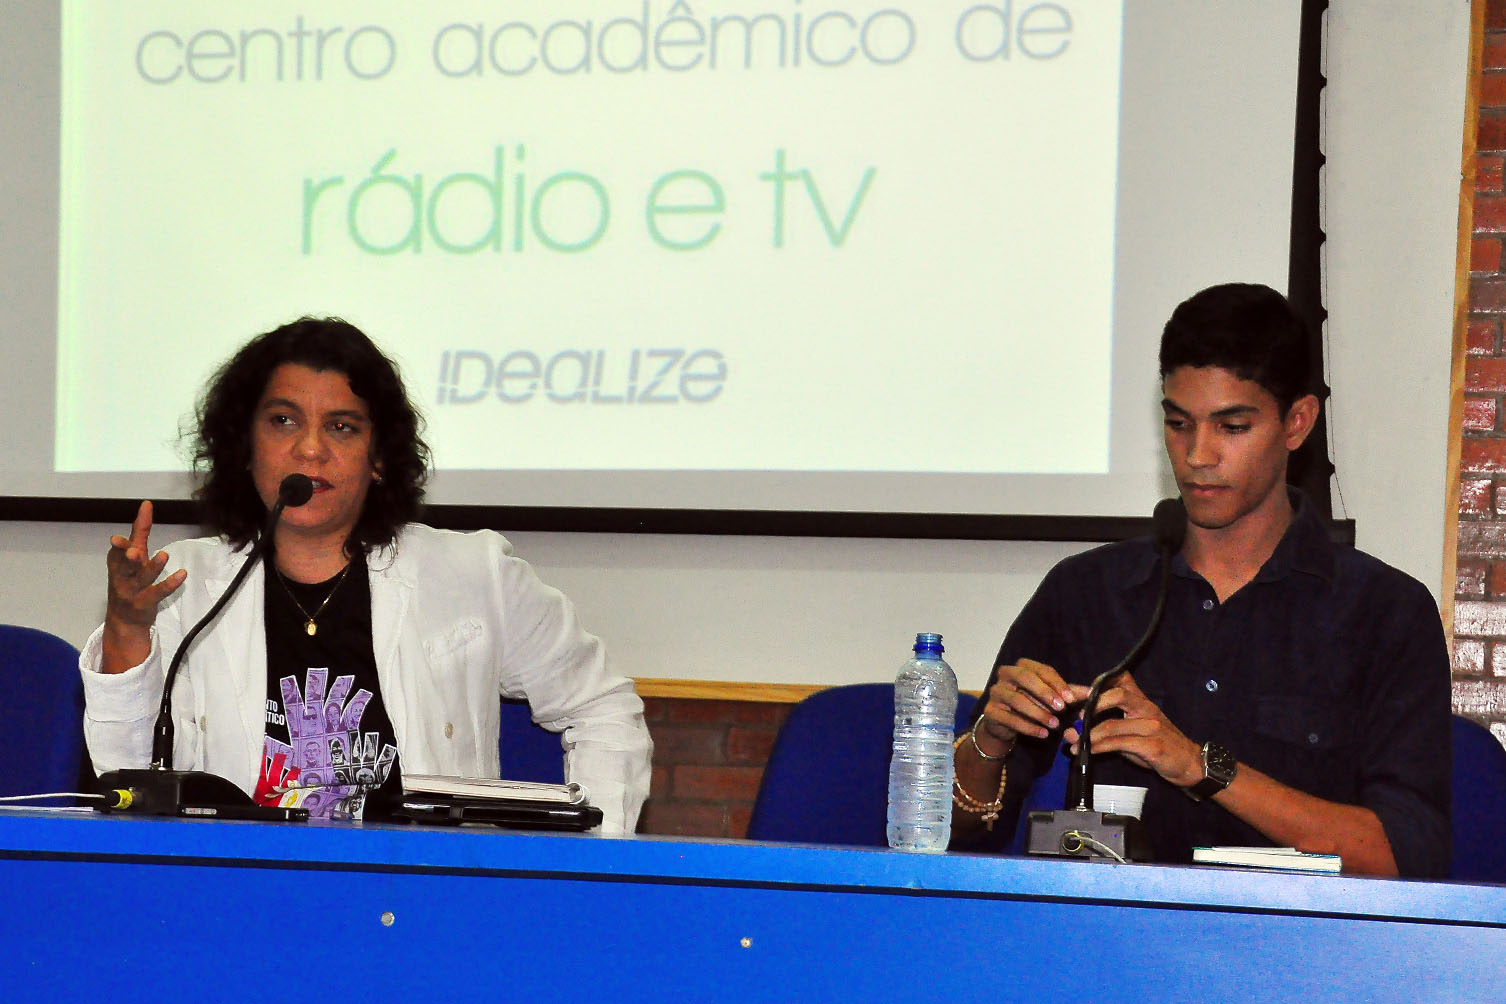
{"left": 0, "top": 0, "right": 1309, "bottom": 530}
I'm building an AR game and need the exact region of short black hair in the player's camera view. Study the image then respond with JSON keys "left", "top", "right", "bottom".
{"left": 1158, "top": 283, "right": 1316, "bottom": 413}
{"left": 191, "top": 317, "right": 430, "bottom": 551}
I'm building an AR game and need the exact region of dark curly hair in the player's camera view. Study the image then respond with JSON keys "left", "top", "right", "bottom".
{"left": 1159, "top": 283, "right": 1315, "bottom": 414}
{"left": 191, "top": 317, "right": 430, "bottom": 551}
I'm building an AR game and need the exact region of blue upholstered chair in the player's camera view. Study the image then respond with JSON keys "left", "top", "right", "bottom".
{"left": 498, "top": 697, "right": 565, "bottom": 784}
{"left": 1448, "top": 714, "right": 1506, "bottom": 884}
{"left": 0, "top": 625, "right": 87, "bottom": 800}
{"left": 745, "top": 682, "right": 975, "bottom": 845}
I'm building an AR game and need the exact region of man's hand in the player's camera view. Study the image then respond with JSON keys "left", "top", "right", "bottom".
{"left": 1063, "top": 673, "right": 1202, "bottom": 788}
{"left": 1057, "top": 674, "right": 1401, "bottom": 874}
{"left": 101, "top": 501, "right": 186, "bottom": 674}
{"left": 952, "top": 657, "right": 1086, "bottom": 843}
{"left": 974, "top": 658, "right": 1090, "bottom": 756}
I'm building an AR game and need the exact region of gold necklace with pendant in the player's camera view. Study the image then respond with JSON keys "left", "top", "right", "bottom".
{"left": 275, "top": 561, "right": 353, "bottom": 637}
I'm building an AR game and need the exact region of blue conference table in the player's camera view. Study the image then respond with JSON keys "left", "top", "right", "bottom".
{"left": 0, "top": 809, "right": 1502, "bottom": 1002}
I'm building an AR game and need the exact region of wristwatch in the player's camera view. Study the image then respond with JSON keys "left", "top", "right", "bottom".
{"left": 1185, "top": 740, "right": 1237, "bottom": 801}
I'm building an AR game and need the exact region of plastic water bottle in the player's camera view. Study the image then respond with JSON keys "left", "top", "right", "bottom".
{"left": 886, "top": 632, "right": 959, "bottom": 852}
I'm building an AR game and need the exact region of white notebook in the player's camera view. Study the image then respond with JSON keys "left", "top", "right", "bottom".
{"left": 403, "top": 774, "right": 589, "bottom": 806}
{"left": 1192, "top": 846, "right": 1342, "bottom": 874}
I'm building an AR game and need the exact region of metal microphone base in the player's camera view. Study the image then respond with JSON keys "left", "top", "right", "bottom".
{"left": 1026, "top": 808, "right": 1151, "bottom": 862}
{"left": 96, "top": 768, "right": 308, "bottom": 821}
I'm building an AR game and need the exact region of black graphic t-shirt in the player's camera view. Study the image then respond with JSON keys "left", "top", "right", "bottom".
{"left": 253, "top": 554, "right": 402, "bottom": 820}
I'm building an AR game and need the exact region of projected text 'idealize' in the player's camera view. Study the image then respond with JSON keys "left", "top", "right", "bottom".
{"left": 437, "top": 348, "right": 727, "bottom": 408}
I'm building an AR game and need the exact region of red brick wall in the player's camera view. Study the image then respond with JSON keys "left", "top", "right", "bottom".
{"left": 635, "top": 697, "right": 792, "bottom": 838}
{"left": 1457, "top": 1, "right": 1506, "bottom": 745}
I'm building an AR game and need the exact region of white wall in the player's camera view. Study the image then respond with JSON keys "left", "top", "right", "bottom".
{"left": 0, "top": 2, "right": 1473, "bottom": 690}
{"left": 1323, "top": 0, "right": 1471, "bottom": 584}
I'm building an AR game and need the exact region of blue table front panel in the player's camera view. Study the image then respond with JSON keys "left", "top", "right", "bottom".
{"left": 0, "top": 811, "right": 1501, "bottom": 1002}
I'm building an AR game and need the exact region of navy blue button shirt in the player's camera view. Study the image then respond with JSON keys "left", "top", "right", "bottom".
{"left": 964, "top": 493, "right": 1451, "bottom": 877}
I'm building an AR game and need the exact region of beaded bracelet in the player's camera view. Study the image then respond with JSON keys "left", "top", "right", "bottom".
{"left": 951, "top": 732, "right": 1008, "bottom": 830}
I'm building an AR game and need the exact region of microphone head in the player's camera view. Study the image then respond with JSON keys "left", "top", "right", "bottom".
{"left": 278, "top": 474, "right": 314, "bottom": 508}
{"left": 1153, "top": 497, "right": 1187, "bottom": 553}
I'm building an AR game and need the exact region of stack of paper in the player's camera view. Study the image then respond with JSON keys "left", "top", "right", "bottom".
{"left": 1192, "top": 846, "right": 1342, "bottom": 873}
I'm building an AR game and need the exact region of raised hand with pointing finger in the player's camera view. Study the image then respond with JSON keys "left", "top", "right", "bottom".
{"left": 101, "top": 500, "right": 186, "bottom": 675}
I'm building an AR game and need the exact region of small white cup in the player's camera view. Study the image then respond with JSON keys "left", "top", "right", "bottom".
{"left": 1094, "top": 784, "right": 1148, "bottom": 820}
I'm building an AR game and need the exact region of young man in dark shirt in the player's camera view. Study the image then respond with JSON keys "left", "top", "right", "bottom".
{"left": 950, "top": 283, "right": 1451, "bottom": 877}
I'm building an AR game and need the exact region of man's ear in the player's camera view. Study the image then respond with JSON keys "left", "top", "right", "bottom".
{"left": 1283, "top": 394, "right": 1320, "bottom": 451}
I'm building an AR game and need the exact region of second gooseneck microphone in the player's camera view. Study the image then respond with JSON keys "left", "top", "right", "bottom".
{"left": 1063, "top": 496, "right": 1187, "bottom": 812}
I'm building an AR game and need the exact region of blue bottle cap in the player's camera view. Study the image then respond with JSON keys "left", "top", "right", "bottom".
{"left": 913, "top": 632, "right": 944, "bottom": 653}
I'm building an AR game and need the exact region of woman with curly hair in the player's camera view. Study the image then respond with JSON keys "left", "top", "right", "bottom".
{"left": 81, "top": 318, "right": 651, "bottom": 831}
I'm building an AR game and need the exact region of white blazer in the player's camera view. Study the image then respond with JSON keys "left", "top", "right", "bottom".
{"left": 80, "top": 524, "right": 652, "bottom": 833}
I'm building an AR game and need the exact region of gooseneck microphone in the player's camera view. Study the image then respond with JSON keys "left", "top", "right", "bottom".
{"left": 147, "top": 472, "right": 313, "bottom": 768}
{"left": 97, "top": 474, "right": 315, "bottom": 819}
{"left": 1065, "top": 496, "right": 1187, "bottom": 811}
{"left": 1025, "top": 496, "right": 1186, "bottom": 861}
